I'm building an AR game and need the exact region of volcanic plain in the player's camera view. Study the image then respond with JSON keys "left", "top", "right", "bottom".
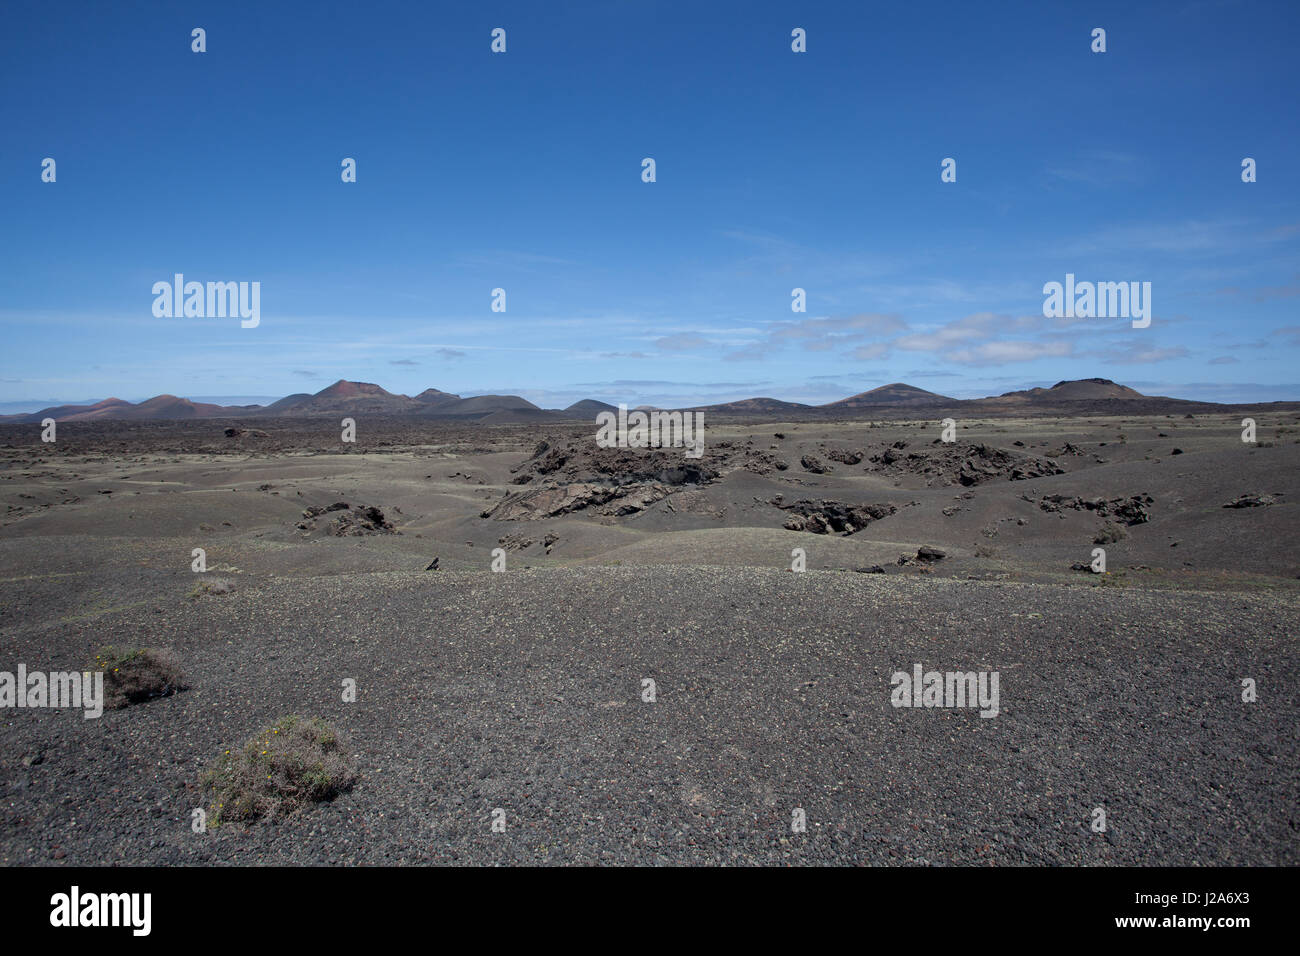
{"left": 1, "top": 409, "right": 1296, "bottom": 864}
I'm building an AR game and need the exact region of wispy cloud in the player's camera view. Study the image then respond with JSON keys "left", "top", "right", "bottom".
{"left": 1045, "top": 150, "right": 1144, "bottom": 187}
{"left": 948, "top": 340, "right": 1074, "bottom": 365}
{"left": 654, "top": 332, "right": 714, "bottom": 351}
{"left": 1089, "top": 342, "right": 1191, "bottom": 365}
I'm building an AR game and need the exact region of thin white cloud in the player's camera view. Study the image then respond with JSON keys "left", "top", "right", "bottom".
{"left": 948, "top": 340, "right": 1074, "bottom": 365}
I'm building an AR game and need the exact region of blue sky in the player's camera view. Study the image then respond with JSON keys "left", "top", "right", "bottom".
{"left": 2, "top": 0, "right": 1297, "bottom": 411}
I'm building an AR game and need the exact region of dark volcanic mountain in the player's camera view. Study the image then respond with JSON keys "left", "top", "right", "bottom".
{"left": 823, "top": 383, "right": 954, "bottom": 408}
{"left": 0, "top": 377, "right": 1271, "bottom": 425}
{"left": 964, "top": 378, "right": 1212, "bottom": 413}
{"left": 3, "top": 397, "right": 133, "bottom": 424}
{"left": 442, "top": 394, "right": 538, "bottom": 415}
{"left": 122, "top": 395, "right": 236, "bottom": 419}
{"left": 434, "top": 395, "right": 560, "bottom": 424}
{"left": 265, "top": 382, "right": 557, "bottom": 421}
{"left": 985, "top": 378, "right": 1147, "bottom": 404}
{"left": 263, "top": 380, "right": 421, "bottom": 416}
{"left": 0, "top": 395, "right": 242, "bottom": 424}
{"left": 261, "top": 393, "right": 314, "bottom": 414}
{"left": 693, "top": 397, "right": 814, "bottom": 414}
{"left": 565, "top": 399, "right": 619, "bottom": 416}
{"left": 316, "top": 380, "right": 394, "bottom": 400}
{"left": 415, "top": 388, "right": 463, "bottom": 407}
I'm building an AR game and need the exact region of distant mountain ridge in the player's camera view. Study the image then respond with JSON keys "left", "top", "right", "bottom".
{"left": 824, "top": 383, "right": 954, "bottom": 408}
{"left": 987, "top": 378, "right": 1145, "bottom": 403}
{"left": 0, "top": 377, "right": 1246, "bottom": 424}
{"left": 689, "top": 397, "right": 814, "bottom": 414}
{"left": 564, "top": 399, "right": 619, "bottom": 415}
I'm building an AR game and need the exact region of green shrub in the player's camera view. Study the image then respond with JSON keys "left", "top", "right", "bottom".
{"left": 1093, "top": 522, "right": 1127, "bottom": 545}
{"left": 188, "top": 577, "right": 233, "bottom": 598}
{"left": 202, "top": 716, "right": 357, "bottom": 827}
{"left": 92, "top": 646, "right": 186, "bottom": 708}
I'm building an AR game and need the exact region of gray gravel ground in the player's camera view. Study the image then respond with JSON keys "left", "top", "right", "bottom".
{"left": 1, "top": 567, "right": 1295, "bottom": 865}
